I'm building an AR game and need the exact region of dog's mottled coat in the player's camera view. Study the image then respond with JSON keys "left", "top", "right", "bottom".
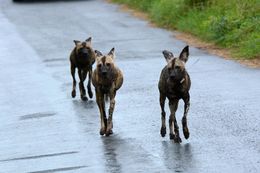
{"left": 158, "top": 46, "right": 191, "bottom": 143}
{"left": 70, "top": 37, "right": 96, "bottom": 101}
{"left": 92, "top": 48, "right": 123, "bottom": 136}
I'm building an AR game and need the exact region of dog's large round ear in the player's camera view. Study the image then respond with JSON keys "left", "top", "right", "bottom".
{"left": 179, "top": 46, "right": 189, "bottom": 63}
{"left": 86, "top": 37, "right": 92, "bottom": 46}
{"left": 108, "top": 47, "right": 115, "bottom": 59}
{"left": 95, "top": 50, "right": 103, "bottom": 57}
{"left": 86, "top": 37, "right": 92, "bottom": 43}
{"left": 73, "top": 40, "right": 81, "bottom": 46}
{"left": 162, "top": 50, "right": 174, "bottom": 63}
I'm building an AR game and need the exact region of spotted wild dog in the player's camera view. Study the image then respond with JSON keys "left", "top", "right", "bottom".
{"left": 70, "top": 37, "right": 96, "bottom": 101}
{"left": 92, "top": 48, "right": 123, "bottom": 136}
{"left": 158, "top": 46, "right": 191, "bottom": 143}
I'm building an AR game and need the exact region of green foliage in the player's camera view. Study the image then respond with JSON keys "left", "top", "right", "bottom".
{"left": 112, "top": 0, "right": 156, "bottom": 12}
{"left": 149, "top": 0, "right": 186, "bottom": 28}
{"left": 184, "top": 0, "right": 211, "bottom": 7}
{"left": 112, "top": 0, "right": 260, "bottom": 59}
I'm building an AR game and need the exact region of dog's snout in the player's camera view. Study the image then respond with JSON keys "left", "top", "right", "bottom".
{"left": 82, "top": 49, "right": 89, "bottom": 55}
{"left": 78, "top": 47, "right": 90, "bottom": 55}
{"left": 101, "top": 67, "right": 108, "bottom": 75}
{"left": 170, "top": 72, "right": 176, "bottom": 78}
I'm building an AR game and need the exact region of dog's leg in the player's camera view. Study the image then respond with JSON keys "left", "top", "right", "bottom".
{"left": 160, "top": 93, "right": 166, "bottom": 137}
{"left": 81, "top": 70, "right": 87, "bottom": 99}
{"left": 87, "top": 69, "right": 93, "bottom": 99}
{"left": 173, "top": 116, "right": 181, "bottom": 143}
{"left": 96, "top": 91, "right": 107, "bottom": 135}
{"left": 106, "top": 91, "right": 116, "bottom": 136}
{"left": 78, "top": 69, "right": 87, "bottom": 101}
{"left": 71, "top": 64, "right": 77, "bottom": 98}
{"left": 182, "top": 93, "right": 190, "bottom": 139}
{"left": 169, "top": 100, "right": 181, "bottom": 143}
{"left": 78, "top": 69, "right": 82, "bottom": 97}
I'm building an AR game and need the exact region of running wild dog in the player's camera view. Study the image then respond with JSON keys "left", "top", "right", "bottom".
{"left": 92, "top": 48, "right": 123, "bottom": 136}
{"left": 70, "top": 37, "right": 96, "bottom": 101}
{"left": 158, "top": 46, "right": 191, "bottom": 143}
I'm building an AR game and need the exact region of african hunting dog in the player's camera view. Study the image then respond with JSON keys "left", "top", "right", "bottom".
{"left": 70, "top": 37, "right": 96, "bottom": 101}
{"left": 92, "top": 48, "right": 123, "bottom": 136}
{"left": 158, "top": 46, "right": 191, "bottom": 143}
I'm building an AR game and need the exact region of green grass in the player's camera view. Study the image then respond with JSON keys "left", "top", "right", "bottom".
{"left": 112, "top": 0, "right": 260, "bottom": 59}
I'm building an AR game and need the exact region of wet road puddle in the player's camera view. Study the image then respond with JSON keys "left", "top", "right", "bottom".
{"left": 19, "top": 112, "right": 56, "bottom": 120}
{"left": 28, "top": 166, "right": 87, "bottom": 173}
{"left": 43, "top": 58, "right": 67, "bottom": 67}
{"left": 43, "top": 58, "right": 66, "bottom": 63}
{"left": 0, "top": 151, "right": 79, "bottom": 162}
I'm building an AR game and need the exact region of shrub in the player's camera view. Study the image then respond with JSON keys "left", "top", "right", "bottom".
{"left": 112, "top": 0, "right": 260, "bottom": 59}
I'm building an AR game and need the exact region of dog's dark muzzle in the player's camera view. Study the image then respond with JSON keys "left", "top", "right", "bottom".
{"left": 170, "top": 73, "right": 176, "bottom": 79}
{"left": 101, "top": 67, "right": 108, "bottom": 76}
{"left": 170, "top": 69, "right": 183, "bottom": 81}
{"left": 79, "top": 48, "right": 90, "bottom": 57}
{"left": 170, "top": 70, "right": 178, "bottom": 79}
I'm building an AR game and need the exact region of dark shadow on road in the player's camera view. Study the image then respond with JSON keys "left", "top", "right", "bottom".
{"left": 101, "top": 135, "right": 123, "bottom": 173}
{"left": 71, "top": 99, "right": 98, "bottom": 134}
{"left": 161, "top": 142, "right": 196, "bottom": 172}
{"left": 72, "top": 99, "right": 96, "bottom": 110}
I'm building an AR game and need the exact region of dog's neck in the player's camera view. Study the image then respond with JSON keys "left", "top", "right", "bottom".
{"left": 98, "top": 69, "right": 117, "bottom": 85}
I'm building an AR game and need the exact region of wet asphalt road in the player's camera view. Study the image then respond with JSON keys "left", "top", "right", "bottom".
{"left": 0, "top": 0, "right": 260, "bottom": 172}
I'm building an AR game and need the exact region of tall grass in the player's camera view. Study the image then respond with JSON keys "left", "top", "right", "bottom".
{"left": 112, "top": 0, "right": 260, "bottom": 59}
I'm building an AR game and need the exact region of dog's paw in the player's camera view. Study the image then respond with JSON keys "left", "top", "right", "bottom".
{"left": 183, "top": 127, "right": 190, "bottom": 139}
{"left": 100, "top": 128, "right": 106, "bottom": 136}
{"left": 182, "top": 118, "right": 189, "bottom": 139}
{"left": 81, "top": 95, "right": 88, "bottom": 101}
{"left": 71, "top": 90, "right": 76, "bottom": 98}
{"left": 174, "top": 136, "right": 182, "bottom": 143}
{"left": 105, "top": 129, "right": 113, "bottom": 137}
{"left": 170, "top": 134, "right": 182, "bottom": 143}
{"left": 160, "top": 127, "right": 166, "bottom": 137}
{"left": 169, "top": 133, "right": 174, "bottom": 140}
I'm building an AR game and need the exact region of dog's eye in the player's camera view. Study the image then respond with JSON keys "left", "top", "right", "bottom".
{"left": 98, "top": 64, "right": 102, "bottom": 68}
{"left": 106, "top": 63, "right": 111, "bottom": 67}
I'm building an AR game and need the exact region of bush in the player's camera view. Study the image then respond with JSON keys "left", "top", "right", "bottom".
{"left": 112, "top": 0, "right": 260, "bottom": 59}
{"left": 184, "top": 0, "right": 211, "bottom": 7}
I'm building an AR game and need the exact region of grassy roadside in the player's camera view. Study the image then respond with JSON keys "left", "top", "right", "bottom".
{"left": 111, "top": 0, "right": 260, "bottom": 60}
